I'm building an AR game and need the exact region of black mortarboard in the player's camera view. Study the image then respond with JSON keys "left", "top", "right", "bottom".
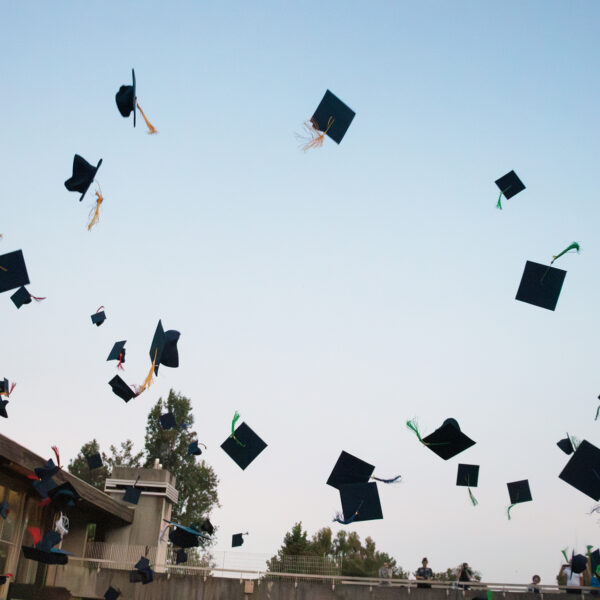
{"left": 10, "top": 286, "right": 32, "bottom": 309}
{"left": 507, "top": 479, "right": 532, "bottom": 505}
{"left": 338, "top": 482, "right": 383, "bottom": 523}
{"left": 47, "top": 481, "right": 80, "bottom": 509}
{"left": 188, "top": 441, "right": 203, "bottom": 456}
{"left": 200, "top": 518, "right": 214, "bottom": 535}
{"left": 572, "top": 554, "right": 588, "bottom": 574}
{"left": 168, "top": 522, "right": 202, "bottom": 548}
{"left": 22, "top": 530, "right": 71, "bottom": 565}
{"left": 421, "top": 419, "right": 476, "bottom": 460}
{"left": 123, "top": 481, "right": 141, "bottom": 505}
{"left": 326, "top": 451, "right": 374, "bottom": 490}
{"left": 116, "top": 68, "right": 137, "bottom": 127}
{"left": 64, "top": 154, "right": 103, "bottom": 202}
{"left": 221, "top": 422, "right": 268, "bottom": 470}
{"left": 34, "top": 459, "right": 59, "bottom": 481}
{"left": 104, "top": 587, "right": 121, "bottom": 600}
{"left": 232, "top": 533, "right": 246, "bottom": 547}
{"left": 559, "top": 439, "right": 600, "bottom": 500}
{"left": 159, "top": 412, "right": 177, "bottom": 430}
{"left": 495, "top": 170, "right": 526, "bottom": 200}
{"left": 149, "top": 320, "right": 166, "bottom": 375}
{"left": 0, "top": 250, "right": 30, "bottom": 294}
{"left": 311, "top": 90, "right": 355, "bottom": 144}
{"left": 130, "top": 556, "right": 153, "bottom": 584}
{"left": 86, "top": 452, "right": 103, "bottom": 470}
{"left": 33, "top": 477, "right": 58, "bottom": 499}
{"left": 557, "top": 437, "right": 575, "bottom": 455}
{"left": 109, "top": 375, "right": 137, "bottom": 402}
{"left": 91, "top": 309, "right": 106, "bottom": 326}
{"left": 161, "top": 330, "right": 180, "bottom": 368}
{"left": 107, "top": 341, "right": 126, "bottom": 363}
{"left": 0, "top": 401, "right": 8, "bottom": 419}
{"left": 456, "top": 464, "right": 479, "bottom": 487}
{"left": 515, "top": 261, "right": 566, "bottom": 311}
{"left": 175, "top": 549, "right": 188, "bottom": 564}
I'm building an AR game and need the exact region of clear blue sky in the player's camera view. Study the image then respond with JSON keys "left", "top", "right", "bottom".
{"left": 2, "top": 0, "right": 600, "bottom": 584}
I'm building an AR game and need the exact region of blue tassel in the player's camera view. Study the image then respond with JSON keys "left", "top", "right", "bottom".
{"left": 332, "top": 500, "right": 364, "bottom": 525}
{"left": 372, "top": 475, "right": 401, "bottom": 484}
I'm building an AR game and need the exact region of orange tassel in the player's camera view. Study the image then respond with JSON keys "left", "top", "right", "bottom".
{"left": 136, "top": 101, "right": 158, "bottom": 134}
{"left": 296, "top": 117, "right": 334, "bottom": 151}
{"left": 138, "top": 350, "right": 157, "bottom": 393}
{"left": 87, "top": 188, "right": 103, "bottom": 231}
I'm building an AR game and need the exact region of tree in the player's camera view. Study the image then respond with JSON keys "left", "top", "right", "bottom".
{"left": 144, "top": 390, "right": 219, "bottom": 539}
{"left": 106, "top": 439, "right": 143, "bottom": 470}
{"left": 67, "top": 439, "right": 110, "bottom": 490}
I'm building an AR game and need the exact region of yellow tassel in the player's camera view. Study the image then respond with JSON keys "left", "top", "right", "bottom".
{"left": 296, "top": 117, "right": 334, "bottom": 152}
{"left": 136, "top": 101, "right": 158, "bottom": 134}
{"left": 139, "top": 350, "right": 157, "bottom": 394}
{"left": 87, "top": 188, "right": 103, "bottom": 231}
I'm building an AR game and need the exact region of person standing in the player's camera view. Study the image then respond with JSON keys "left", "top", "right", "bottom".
{"left": 527, "top": 575, "right": 541, "bottom": 593}
{"left": 559, "top": 560, "right": 583, "bottom": 594}
{"left": 415, "top": 557, "right": 433, "bottom": 589}
{"left": 378, "top": 562, "right": 392, "bottom": 584}
{"left": 458, "top": 562, "right": 473, "bottom": 590}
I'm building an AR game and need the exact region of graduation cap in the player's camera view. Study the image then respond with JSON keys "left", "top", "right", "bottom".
{"left": 159, "top": 412, "right": 177, "bottom": 430}
{"left": 137, "top": 320, "right": 165, "bottom": 393}
{"left": 559, "top": 439, "right": 600, "bottom": 500}
{"left": 456, "top": 464, "right": 479, "bottom": 506}
{"left": 175, "top": 548, "right": 188, "bottom": 564}
{"left": 557, "top": 436, "right": 575, "bottom": 455}
{"left": 0, "top": 379, "right": 9, "bottom": 396}
{"left": 232, "top": 532, "right": 248, "bottom": 547}
{"left": 0, "top": 400, "right": 8, "bottom": 419}
{"left": 571, "top": 553, "right": 588, "bottom": 574}
{"left": 188, "top": 440, "right": 206, "bottom": 456}
{"left": 161, "top": 330, "right": 181, "bottom": 368}
{"left": 22, "top": 528, "right": 71, "bottom": 565}
{"left": 91, "top": 307, "right": 106, "bottom": 326}
{"left": 299, "top": 90, "right": 355, "bottom": 150}
{"left": 326, "top": 451, "right": 374, "bottom": 489}
{"left": 33, "top": 477, "right": 58, "bottom": 499}
{"left": 86, "top": 452, "right": 103, "bottom": 471}
{"left": 495, "top": 170, "right": 525, "bottom": 209}
{"left": 11, "top": 285, "right": 45, "bottom": 308}
{"left": 506, "top": 479, "right": 532, "bottom": 519}
{"left": 104, "top": 587, "right": 121, "bottom": 600}
{"left": 221, "top": 413, "right": 267, "bottom": 470}
{"left": 200, "top": 518, "right": 214, "bottom": 536}
{"left": 334, "top": 482, "right": 383, "bottom": 524}
{"left": 107, "top": 341, "right": 126, "bottom": 370}
{"left": 109, "top": 375, "right": 137, "bottom": 403}
{"left": 408, "top": 418, "right": 475, "bottom": 460}
{"left": 0, "top": 574, "right": 12, "bottom": 586}
{"left": 47, "top": 482, "right": 80, "bottom": 510}
{"left": 0, "top": 501, "right": 9, "bottom": 520}
{"left": 165, "top": 521, "right": 207, "bottom": 548}
{"left": 116, "top": 68, "right": 157, "bottom": 134}
{"left": 516, "top": 261, "right": 566, "bottom": 311}
{"left": 123, "top": 476, "right": 141, "bottom": 504}
{"left": 130, "top": 556, "right": 153, "bottom": 584}
{"left": 64, "top": 154, "right": 102, "bottom": 203}
{"left": 34, "top": 459, "right": 59, "bottom": 481}
{"left": 0, "top": 250, "right": 30, "bottom": 294}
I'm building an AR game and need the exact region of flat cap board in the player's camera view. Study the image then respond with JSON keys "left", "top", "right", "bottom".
{"left": 232, "top": 533, "right": 245, "bottom": 547}
{"left": 104, "top": 587, "right": 121, "bottom": 600}
{"left": 221, "top": 422, "right": 267, "bottom": 470}
{"left": 123, "top": 486, "right": 141, "bottom": 504}
{"left": 507, "top": 479, "right": 532, "bottom": 504}
{"left": 339, "top": 482, "right": 383, "bottom": 522}
{"left": 109, "top": 375, "right": 136, "bottom": 402}
{"left": 495, "top": 170, "right": 526, "bottom": 199}
{"left": 22, "top": 546, "right": 69, "bottom": 565}
{"left": 0, "top": 250, "right": 30, "bottom": 294}
{"left": 326, "top": 451, "right": 375, "bottom": 489}
{"left": 11, "top": 286, "right": 31, "bottom": 308}
{"left": 422, "top": 422, "right": 475, "bottom": 460}
{"left": 86, "top": 453, "right": 103, "bottom": 470}
{"left": 559, "top": 439, "right": 600, "bottom": 500}
{"left": 169, "top": 526, "right": 200, "bottom": 549}
{"left": 175, "top": 549, "right": 188, "bottom": 564}
{"left": 515, "top": 261, "right": 566, "bottom": 311}
{"left": 557, "top": 437, "right": 574, "bottom": 455}
{"left": 311, "top": 90, "right": 355, "bottom": 144}
{"left": 456, "top": 464, "right": 479, "bottom": 487}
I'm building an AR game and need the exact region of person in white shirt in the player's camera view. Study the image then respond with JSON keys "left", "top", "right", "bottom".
{"left": 559, "top": 560, "right": 583, "bottom": 594}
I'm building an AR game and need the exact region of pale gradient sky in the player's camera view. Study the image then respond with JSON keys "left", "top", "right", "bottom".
{"left": 2, "top": 0, "right": 600, "bottom": 585}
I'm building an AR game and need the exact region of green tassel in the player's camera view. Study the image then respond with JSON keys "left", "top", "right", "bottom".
{"left": 595, "top": 406, "right": 600, "bottom": 421}
{"left": 561, "top": 548, "right": 569, "bottom": 563}
{"left": 468, "top": 487, "right": 478, "bottom": 506}
{"left": 507, "top": 504, "right": 515, "bottom": 520}
{"left": 588, "top": 545, "right": 594, "bottom": 556}
{"left": 496, "top": 191, "right": 503, "bottom": 210}
{"left": 230, "top": 411, "right": 246, "bottom": 447}
{"left": 551, "top": 242, "right": 581, "bottom": 265}
{"left": 569, "top": 434, "right": 580, "bottom": 451}
{"left": 406, "top": 419, "right": 424, "bottom": 443}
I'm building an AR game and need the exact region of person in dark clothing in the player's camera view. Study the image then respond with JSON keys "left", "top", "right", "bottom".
{"left": 415, "top": 557, "right": 433, "bottom": 589}
{"left": 458, "top": 562, "right": 473, "bottom": 590}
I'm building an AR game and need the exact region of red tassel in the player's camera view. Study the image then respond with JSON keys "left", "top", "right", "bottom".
{"left": 2, "top": 574, "right": 13, "bottom": 578}
{"left": 40, "top": 498, "right": 51, "bottom": 507}
{"left": 30, "top": 294, "right": 46, "bottom": 302}
{"left": 96, "top": 305, "right": 104, "bottom": 313}
{"left": 51, "top": 446, "right": 61, "bottom": 468}
{"left": 117, "top": 353, "right": 124, "bottom": 371}
{"left": 7, "top": 383, "right": 15, "bottom": 397}
{"left": 28, "top": 527, "right": 41, "bottom": 546}
{"left": 26, "top": 473, "right": 39, "bottom": 480}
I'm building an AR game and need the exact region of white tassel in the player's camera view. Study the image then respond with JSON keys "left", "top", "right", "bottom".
{"left": 54, "top": 512, "right": 69, "bottom": 537}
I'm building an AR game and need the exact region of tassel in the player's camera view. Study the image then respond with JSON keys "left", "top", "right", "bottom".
{"left": 40, "top": 498, "right": 51, "bottom": 507}
{"left": 595, "top": 405, "right": 600, "bottom": 421}
{"left": 588, "top": 505, "right": 600, "bottom": 515}
{"left": 230, "top": 411, "right": 246, "bottom": 447}
{"left": 332, "top": 500, "right": 364, "bottom": 525}
{"left": 496, "top": 191, "right": 503, "bottom": 210}
{"left": 551, "top": 242, "right": 580, "bottom": 265}
{"left": 117, "top": 352, "right": 125, "bottom": 371}
{"left": 371, "top": 475, "right": 402, "bottom": 484}
{"left": 569, "top": 434, "right": 580, "bottom": 451}
{"left": 87, "top": 188, "right": 103, "bottom": 231}
{"left": 468, "top": 487, "right": 478, "bottom": 506}
{"left": 28, "top": 527, "right": 41, "bottom": 547}
{"left": 507, "top": 504, "right": 516, "bottom": 520}
{"left": 158, "top": 522, "right": 170, "bottom": 544}
{"left": 8, "top": 383, "right": 15, "bottom": 397}
{"left": 30, "top": 294, "right": 46, "bottom": 302}
{"left": 406, "top": 419, "right": 425, "bottom": 443}
{"left": 561, "top": 548, "right": 569, "bottom": 563}
{"left": 54, "top": 512, "right": 69, "bottom": 537}
{"left": 0, "top": 265, "right": 6, "bottom": 272}
{"left": 139, "top": 350, "right": 158, "bottom": 394}
{"left": 588, "top": 545, "right": 594, "bottom": 556}
{"left": 296, "top": 117, "right": 334, "bottom": 151}
{"left": 51, "top": 446, "right": 61, "bottom": 468}
{"left": 136, "top": 101, "right": 158, "bottom": 134}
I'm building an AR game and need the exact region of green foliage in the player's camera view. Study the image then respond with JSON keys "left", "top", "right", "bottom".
{"left": 67, "top": 439, "right": 109, "bottom": 490}
{"left": 143, "top": 390, "right": 219, "bottom": 536}
{"left": 106, "top": 439, "right": 144, "bottom": 470}
{"left": 268, "top": 522, "right": 409, "bottom": 578}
